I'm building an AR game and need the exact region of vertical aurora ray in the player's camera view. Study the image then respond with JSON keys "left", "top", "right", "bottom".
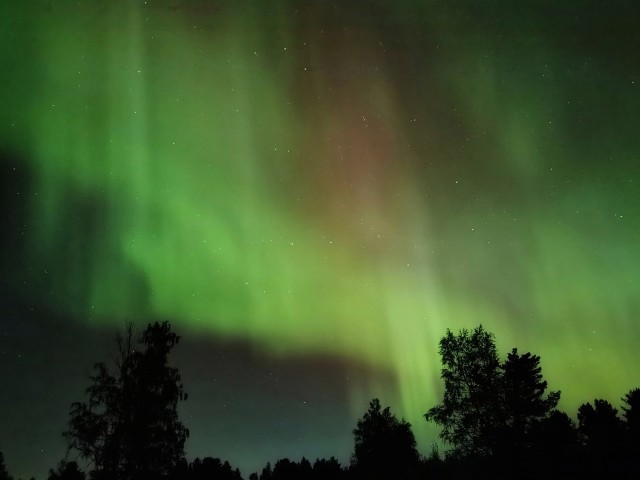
{"left": 2, "top": 0, "right": 640, "bottom": 460}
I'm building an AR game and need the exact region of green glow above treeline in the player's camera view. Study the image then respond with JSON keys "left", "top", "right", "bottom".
{"left": 1, "top": 0, "right": 639, "bottom": 447}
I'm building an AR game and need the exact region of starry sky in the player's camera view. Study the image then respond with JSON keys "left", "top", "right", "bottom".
{"left": 1, "top": 0, "right": 640, "bottom": 478}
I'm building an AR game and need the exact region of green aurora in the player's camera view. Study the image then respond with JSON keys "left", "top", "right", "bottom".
{"left": 1, "top": 0, "right": 640, "bottom": 464}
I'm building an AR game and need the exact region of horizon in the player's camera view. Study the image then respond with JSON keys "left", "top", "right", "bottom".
{"left": 3, "top": 316, "right": 637, "bottom": 479}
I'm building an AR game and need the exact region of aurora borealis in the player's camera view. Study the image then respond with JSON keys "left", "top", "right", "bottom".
{"left": 1, "top": 0, "right": 639, "bottom": 478}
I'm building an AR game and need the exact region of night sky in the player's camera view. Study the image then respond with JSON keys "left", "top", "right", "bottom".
{"left": 1, "top": 1, "right": 640, "bottom": 478}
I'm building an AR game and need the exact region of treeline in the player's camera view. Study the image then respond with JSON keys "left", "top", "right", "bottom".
{"left": 421, "top": 326, "right": 640, "bottom": 479}
{"left": 1, "top": 323, "right": 639, "bottom": 479}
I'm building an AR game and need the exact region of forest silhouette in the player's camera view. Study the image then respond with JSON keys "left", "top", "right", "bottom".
{"left": 1, "top": 322, "right": 639, "bottom": 480}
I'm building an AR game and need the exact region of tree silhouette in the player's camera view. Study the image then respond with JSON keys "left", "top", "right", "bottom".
{"left": 426, "top": 326, "right": 560, "bottom": 480}
{"left": 529, "top": 410, "right": 578, "bottom": 469}
{"left": 188, "top": 457, "right": 242, "bottom": 480}
{"left": 577, "top": 399, "right": 624, "bottom": 476}
{"left": 64, "top": 321, "right": 188, "bottom": 480}
{"left": 47, "top": 460, "right": 86, "bottom": 480}
{"left": 270, "top": 458, "right": 312, "bottom": 480}
{"left": 621, "top": 388, "right": 640, "bottom": 474}
{"left": 498, "top": 348, "right": 560, "bottom": 455}
{"left": 622, "top": 388, "right": 640, "bottom": 438}
{"left": 298, "top": 458, "right": 312, "bottom": 479}
{"left": 311, "top": 457, "right": 344, "bottom": 479}
{"left": 258, "top": 462, "right": 273, "bottom": 480}
{"left": 425, "top": 325, "right": 502, "bottom": 457}
{"left": 578, "top": 399, "right": 623, "bottom": 448}
{"left": 0, "top": 452, "right": 12, "bottom": 480}
{"left": 351, "top": 398, "right": 419, "bottom": 480}
{"left": 253, "top": 457, "right": 345, "bottom": 480}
